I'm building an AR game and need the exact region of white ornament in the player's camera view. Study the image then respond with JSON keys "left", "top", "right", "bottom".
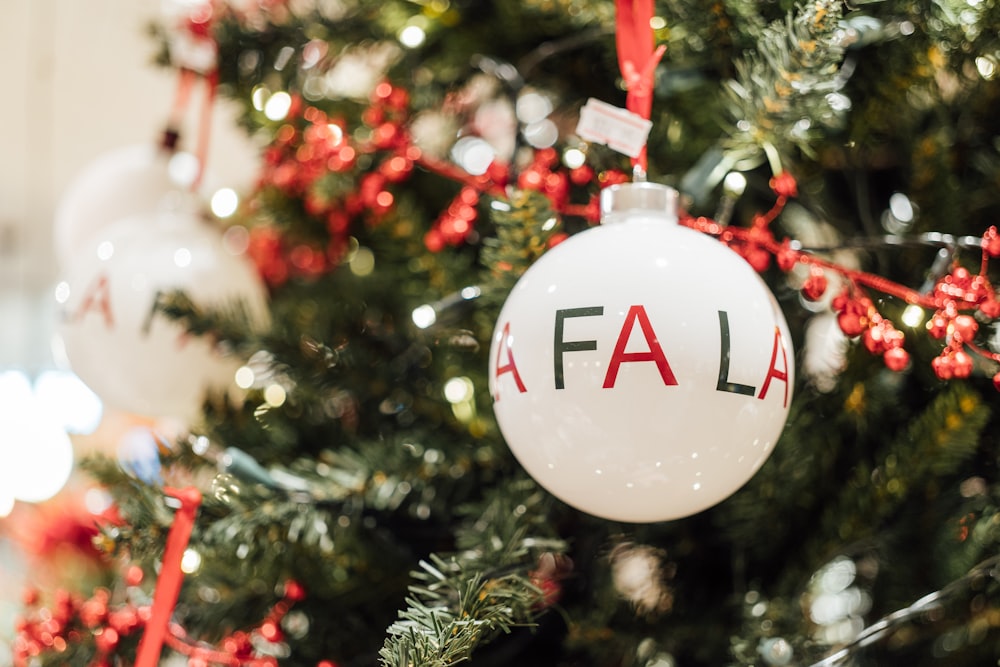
{"left": 53, "top": 143, "right": 200, "bottom": 268}
{"left": 489, "top": 182, "right": 794, "bottom": 523}
{"left": 56, "top": 201, "right": 269, "bottom": 423}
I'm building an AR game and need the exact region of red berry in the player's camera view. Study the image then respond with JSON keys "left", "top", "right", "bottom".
{"left": 769, "top": 171, "right": 798, "bottom": 198}
{"left": 863, "top": 325, "right": 887, "bottom": 354}
{"left": 776, "top": 240, "right": 799, "bottom": 272}
{"left": 802, "top": 269, "right": 828, "bottom": 301}
{"left": 984, "top": 226, "right": 1000, "bottom": 257}
{"left": 932, "top": 354, "right": 954, "bottom": 380}
{"left": 837, "top": 311, "right": 865, "bottom": 337}
{"left": 952, "top": 349, "right": 974, "bottom": 378}
{"left": 951, "top": 314, "right": 979, "bottom": 342}
{"left": 94, "top": 628, "right": 119, "bottom": 652}
{"left": 283, "top": 580, "right": 306, "bottom": 602}
{"left": 926, "top": 314, "right": 949, "bottom": 339}
{"left": 744, "top": 246, "right": 771, "bottom": 272}
{"left": 884, "top": 347, "right": 910, "bottom": 371}
{"left": 125, "top": 565, "right": 144, "bottom": 587}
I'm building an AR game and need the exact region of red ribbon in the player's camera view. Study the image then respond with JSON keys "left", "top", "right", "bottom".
{"left": 135, "top": 486, "right": 203, "bottom": 667}
{"left": 163, "top": 5, "right": 219, "bottom": 192}
{"left": 615, "top": 0, "right": 666, "bottom": 171}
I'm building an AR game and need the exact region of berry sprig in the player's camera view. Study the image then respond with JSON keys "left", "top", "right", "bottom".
{"left": 683, "top": 173, "right": 1000, "bottom": 387}
{"left": 14, "top": 576, "right": 317, "bottom": 667}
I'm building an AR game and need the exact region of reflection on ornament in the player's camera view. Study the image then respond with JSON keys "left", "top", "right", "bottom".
{"left": 489, "top": 182, "right": 794, "bottom": 523}
{"left": 56, "top": 202, "right": 270, "bottom": 422}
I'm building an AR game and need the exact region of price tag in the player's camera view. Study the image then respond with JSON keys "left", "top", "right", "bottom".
{"left": 575, "top": 98, "right": 652, "bottom": 159}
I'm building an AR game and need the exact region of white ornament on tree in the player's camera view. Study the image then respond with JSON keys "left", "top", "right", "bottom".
{"left": 489, "top": 182, "right": 794, "bottom": 523}
{"left": 53, "top": 142, "right": 200, "bottom": 268}
{"left": 56, "top": 199, "right": 269, "bottom": 423}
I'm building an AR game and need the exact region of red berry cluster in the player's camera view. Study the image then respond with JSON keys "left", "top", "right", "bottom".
{"left": 830, "top": 290, "right": 909, "bottom": 371}
{"left": 15, "top": 575, "right": 323, "bottom": 667}
{"left": 686, "top": 173, "right": 1000, "bottom": 385}
{"left": 924, "top": 264, "right": 999, "bottom": 383}
{"left": 248, "top": 81, "right": 414, "bottom": 287}
{"left": 14, "top": 566, "right": 147, "bottom": 667}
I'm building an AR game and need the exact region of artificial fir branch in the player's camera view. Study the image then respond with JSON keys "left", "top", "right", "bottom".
{"left": 723, "top": 0, "right": 846, "bottom": 164}
{"left": 379, "top": 480, "right": 567, "bottom": 667}
{"left": 477, "top": 189, "right": 562, "bottom": 330}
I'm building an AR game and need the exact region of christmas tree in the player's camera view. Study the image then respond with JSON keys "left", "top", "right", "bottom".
{"left": 14, "top": 1, "right": 1000, "bottom": 666}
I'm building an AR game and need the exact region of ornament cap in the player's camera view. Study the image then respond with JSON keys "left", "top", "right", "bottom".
{"left": 600, "top": 181, "right": 679, "bottom": 225}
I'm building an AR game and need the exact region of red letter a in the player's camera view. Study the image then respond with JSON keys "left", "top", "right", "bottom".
{"left": 757, "top": 326, "right": 790, "bottom": 407}
{"left": 494, "top": 321, "right": 527, "bottom": 400}
{"left": 70, "top": 272, "right": 114, "bottom": 328}
{"left": 603, "top": 305, "right": 678, "bottom": 388}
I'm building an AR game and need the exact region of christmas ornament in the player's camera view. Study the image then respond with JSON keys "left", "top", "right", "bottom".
{"left": 56, "top": 201, "right": 269, "bottom": 422}
{"left": 489, "top": 182, "right": 794, "bottom": 523}
{"left": 53, "top": 140, "right": 198, "bottom": 267}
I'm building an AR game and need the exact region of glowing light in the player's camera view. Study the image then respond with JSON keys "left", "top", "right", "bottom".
{"left": 901, "top": 304, "right": 925, "bottom": 328}
{"left": 398, "top": 25, "right": 426, "bottom": 48}
{"left": 34, "top": 370, "right": 103, "bottom": 434}
{"left": 0, "top": 371, "right": 75, "bottom": 503}
{"left": 180, "top": 548, "right": 202, "bottom": 574}
{"left": 264, "top": 383, "right": 286, "bottom": 407}
{"left": 234, "top": 366, "right": 255, "bottom": 389}
{"left": 412, "top": 304, "right": 437, "bottom": 329}
{"left": 563, "top": 148, "right": 586, "bottom": 169}
{"left": 54, "top": 281, "right": 71, "bottom": 304}
{"left": 327, "top": 124, "right": 344, "bottom": 144}
{"left": 460, "top": 286, "right": 481, "bottom": 300}
{"left": 723, "top": 171, "right": 747, "bottom": 196}
{"left": 649, "top": 16, "right": 667, "bottom": 30}
{"left": 264, "top": 91, "right": 293, "bottom": 121}
{"left": 889, "top": 192, "right": 914, "bottom": 223}
{"left": 174, "top": 247, "right": 193, "bottom": 268}
{"left": 443, "top": 376, "right": 474, "bottom": 403}
{"left": 349, "top": 247, "right": 375, "bottom": 276}
{"left": 251, "top": 85, "right": 269, "bottom": 111}
{"left": 210, "top": 188, "right": 239, "bottom": 218}
{"left": 975, "top": 55, "right": 996, "bottom": 79}
{"left": 451, "top": 136, "right": 495, "bottom": 176}
{"left": 523, "top": 119, "right": 558, "bottom": 148}
{"left": 516, "top": 91, "right": 553, "bottom": 124}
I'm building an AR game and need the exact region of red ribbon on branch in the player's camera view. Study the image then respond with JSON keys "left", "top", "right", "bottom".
{"left": 615, "top": 0, "right": 666, "bottom": 172}
{"left": 134, "top": 486, "right": 203, "bottom": 667}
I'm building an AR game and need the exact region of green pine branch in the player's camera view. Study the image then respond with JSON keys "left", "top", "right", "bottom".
{"left": 379, "top": 480, "right": 567, "bottom": 667}
{"left": 723, "top": 0, "right": 847, "bottom": 166}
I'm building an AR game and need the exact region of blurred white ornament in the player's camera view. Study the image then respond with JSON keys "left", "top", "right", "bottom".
{"left": 53, "top": 143, "right": 199, "bottom": 268}
{"left": 489, "top": 182, "right": 793, "bottom": 523}
{"left": 56, "top": 202, "right": 269, "bottom": 422}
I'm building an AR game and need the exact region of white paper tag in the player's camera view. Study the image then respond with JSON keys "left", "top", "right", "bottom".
{"left": 575, "top": 98, "right": 653, "bottom": 158}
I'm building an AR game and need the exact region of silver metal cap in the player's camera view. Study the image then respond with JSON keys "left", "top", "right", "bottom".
{"left": 600, "top": 181, "right": 679, "bottom": 224}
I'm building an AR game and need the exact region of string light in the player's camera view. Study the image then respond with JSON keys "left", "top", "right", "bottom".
{"left": 210, "top": 188, "right": 239, "bottom": 218}
{"left": 264, "top": 91, "right": 292, "bottom": 121}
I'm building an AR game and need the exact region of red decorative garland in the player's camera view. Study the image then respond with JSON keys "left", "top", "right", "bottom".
{"left": 681, "top": 173, "right": 1000, "bottom": 387}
